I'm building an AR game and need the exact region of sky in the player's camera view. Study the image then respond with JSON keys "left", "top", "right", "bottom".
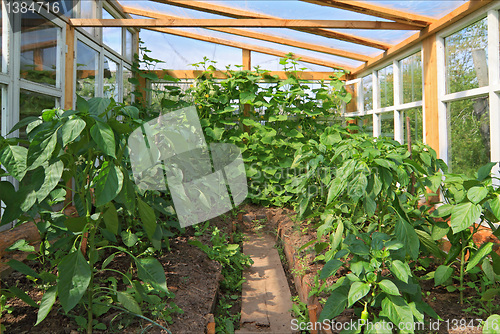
{"left": 121, "top": 0, "right": 468, "bottom": 72}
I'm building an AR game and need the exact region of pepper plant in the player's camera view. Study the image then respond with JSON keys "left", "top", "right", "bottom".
{"left": 0, "top": 98, "right": 173, "bottom": 333}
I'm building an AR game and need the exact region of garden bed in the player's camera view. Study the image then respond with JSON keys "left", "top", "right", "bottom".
{"left": 0, "top": 227, "right": 223, "bottom": 334}
{"left": 239, "top": 204, "right": 500, "bottom": 334}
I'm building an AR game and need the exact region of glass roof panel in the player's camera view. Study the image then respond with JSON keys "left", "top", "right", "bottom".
{"left": 360, "top": 0, "right": 467, "bottom": 19}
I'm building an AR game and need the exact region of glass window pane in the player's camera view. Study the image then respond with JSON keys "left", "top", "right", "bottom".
{"left": 380, "top": 112, "right": 394, "bottom": 139}
{"left": 0, "top": 9, "right": 3, "bottom": 71}
{"left": 103, "top": 9, "right": 122, "bottom": 55}
{"left": 19, "top": 90, "right": 56, "bottom": 138}
{"left": 359, "top": 115, "right": 372, "bottom": 135}
{"left": 379, "top": 65, "right": 393, "bottom": 108}
{"left": 123, "top": 67, "right": 133, "bottom": 104}
{"left": 445, "top": 17, "right": 488, "bottom": 94}
{"left": 345, "top": 82, "right": 357, "bottom": 113}
{"left": 76, "top": 40, "right": 98, "bottom": 99}
{"left": 402, "top": 107, "right": 423, "bottom": 143}
{"left": 363, "top": 74, "right": 373, "bottom": 111}
{"left": 447, "top": 97, "right": 490, "bottom": 176}
{"left": 21, "top": 12, "right": 58, "bottom": 86}
{"left": 79, "top": 0, "right": 94, "bottom": 35}
{"left": 125, "top": 30, "right": 133, "bottom": 61}
{"left": 401, "top": 52, "right": 422, "bottom": 103}
{"left": 104, "top": 57, "right": 118, "bottom": 100}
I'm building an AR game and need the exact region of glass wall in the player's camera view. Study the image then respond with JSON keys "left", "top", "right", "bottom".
{"left": 363, "top": 74, "right": 373, "bottom": 111}
{"left": 378, "top": 65, "right": 394, "bottom": 108}
{"left": 447, "top": 98, "right": 490, "bottom": 176}
{"left": 445, "top": 17, "right": 488, "bottom": 94}
{"left": 402, "top": 107, "right": 423, "bottom": 144}
{"left": 401, "top": 52, "right": 422, "bottom": 104}
{"left": 103, "top": 57, "right": 119, "bottom": 99}
{"left": 20, "top": 12, "right": 59, "bottom": 86}
{"left": 103, "top": 9, "right": 122, "bottom": 55}
{"left": 76, "top": 40, "right": 99, "bottom": 99}
{"left": 380, "top": 112, "right": 394, "bottom": 139}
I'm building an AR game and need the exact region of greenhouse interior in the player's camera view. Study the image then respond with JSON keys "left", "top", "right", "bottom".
{"left": 1, "top": 0, "right": 500, "bottom": 333}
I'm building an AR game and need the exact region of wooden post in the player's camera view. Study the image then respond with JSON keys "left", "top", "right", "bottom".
{"left": 422, "top": 34, "right": 440, "bottom": 204}
{"left": 64, "top": 25, "right": 75, "bottom": 206}
{"left": 242, "top": 49, "right": 251, "bottom": 133}
{"left": 422, "top": 34, "right": 439, "bottom": 156}
{"left": 308, "top": 304, "right": 318, "bottom": 334}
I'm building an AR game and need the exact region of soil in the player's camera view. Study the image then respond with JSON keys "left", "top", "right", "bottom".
{"left": 2, "top": 203, "right": 499, "bottom": 334}
{"left": 239, "top": 204, "right": 500, "bottom": 334}
{"left": 1, "top": 231, "right": 222, "bottom": 334}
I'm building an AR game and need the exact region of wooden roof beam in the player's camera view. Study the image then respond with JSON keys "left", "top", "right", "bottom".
{"left": 148, "top": 0, "right": 392, "bottom": 50}
{"left": 352, "top": 0, "right": 495, "bottom": 75}
{"left": 300, "top": 0, "right": 435, "bottom": 28}
{"left": 122, "top": 6, "right": 371, "bottom": 62}
{"left": 143, "top": 26, "right": 355, "bottom": 72}
{"left": 69, "top": 18, "right": 417, "bottom": 29}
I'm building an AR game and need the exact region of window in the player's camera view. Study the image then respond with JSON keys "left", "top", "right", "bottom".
{"left": 401, "top": 52, "right": 422, "bottom": 104}
{"left": 76, "top": 40, "right": 98, "bottom": 99}
{"left": 380, "top": 113, "right": 394, "bottom": 139}
{"left": 123, "top": 67, "right": 133, "bottom": 104}
{"left": 20, "top": 12, "right": 59, "bottom": 87}
{"left": 103, "top": 9, "right": 122, "bottom": 55}
{"left": 359, "top": 115, "right": 373, "bottom": 134}
{"left": 379, "top": 65, "right": 394, "bottom": 108}
{"left": 125, "top": 29, "right": 133, "bottom": 61}
{"left": 103, "top": 57, "right": 118, "bottom": 100}
{"left": 402, "top": 107, "right": 423, "bottom": 143}
{"left": 79, "top": 0, "right": 94, "bottom": 36}
{"left": 445, "top": 17, "right": 488, "bottom": 94}
{"left": 447, "top": 97, "right": 490, "bottom": 176}
{"left": 363, "top": 74, "right": 373, "bottom": 111}
{"left": 19, "top": 90, "right": 57, "bottom": 138}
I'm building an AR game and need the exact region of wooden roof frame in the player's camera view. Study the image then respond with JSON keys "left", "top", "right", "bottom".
{"left": 122, "top": 6, "right": 370, "bottom": 62}
{"left": 103, "top": 0, "right": 491, "bottom": 75}
{"left": 70, "top": 18, "right": 418, "bottom": 30}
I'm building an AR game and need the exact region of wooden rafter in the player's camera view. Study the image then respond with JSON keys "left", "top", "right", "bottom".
{"left": 300, "top": 0, "right": 435, "bottom": 28}
{"left": 69, "top": 18, "right": 417, "bottom": 29}
{"left": 122, "top": 6, "right": 370, "bottom": 62}
{"left": 352, "top": 0, "right": 495, "bottom": 75}
{"left": 147, "top": 0, "right": 392, "bottom": 50}
{"left": 143, "top": 26, "right": 354, "bottom": 71}
{"left": 151, "top": 70, "right": 339, "bottom": 80}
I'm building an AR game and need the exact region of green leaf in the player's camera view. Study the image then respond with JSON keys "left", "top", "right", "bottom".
{"left": 331, "top": 221, "right": 344, "bottom": 251}
{"left": 379, "top": 280, "right": 400, "bottom": 296}
{"left": 121, "top": 230, "right": 138, "bottom": 247}
{"left": 102, "top": 202, "right": 119, "bottom": 235}
{"left": 489, "top": 194, "right": 500, "bottom": 221}
{"left": 434, "top": 265, "right": 453, "bottom": 286}
{"left": 8, "top": 259, "right": 40, "bottom": 278}
{"left": 320, "top": 259, "right": 343, "bottom": 280}
{"left": 61, "top": 118, "right": 86, "bottom": 146}
{"left": 117, "top": 291, "right": 142, "bottom": 315}
{"left": 318, "top": 286, "right": 348, "bottom": 321}
{"left": 348, "top": 173, "right": 367, "bottom": 201}
{"left": 135, "top": 257, "right": 168, "bottom": 293}
{"left": 380, "top": 296, "right": 413, "bottom": 331}
{"left": 415, "top": 229, "right": 444, "bottom": 258}
{"left": 88, "top": 97, "right": 111, "bottom": 116}
{"left": 35, "top": 286, "right": 57, "bottom": 326}
{"left": 347, "top": 282, "right": 370, "bottom": 308}
{"left": 64, "top": 216, "right": 88, "bottom": 233}
{"left": 9, "top": 286, "right": 38, "bottom": 308}
{"left": 94, "top": 162, "right": 123, "bottom": 207}
{"left": 467, "top": 186, "right": 489, "bottom": 204}
{"left": 27, "top": 131, "right": 58, "bottom": 170}
{"left": 0, "top": 145, "right": 27, "bottom": 180}
{"left": 466, "top": 242, "right": 494, "bottom": 272}
{"left": 115, "top": 174, "right": 136, "bottom": 212}
{"left": 57, "top": 250, "right": 91, "bottom": 313}
{"left": 482, "top": 314, "right": 500, "bottom": 334}
{"left": 137, "top": 198, "right": 157, "bottom": 240}
{"left": 8, "top": 116, "right": 40, "bottom": 134}
{"left": 122, "top": 106, "right": 139, "bottom": 119}
{"left": 481, "top": 288, "right": 500, "bottom": 301}
{"left": 90, "top": 121, "right": 116, "bottom": 158}
{"left": 6, "top": 239, "right": 35, "bottom": 253}
{"left": 395, "top": 218, "right": 419, "bottom": 260}
{"left": 390, "top": 260, "right": 410, "bottom": 283}
{"left": 36, "top": 161, "right": 64, "bottom": 202}
{"left": 450, "top": 202, "right": 482, "bottom": 233}
{"left": 477, "top": 162, "right": 497, "bottom": 181}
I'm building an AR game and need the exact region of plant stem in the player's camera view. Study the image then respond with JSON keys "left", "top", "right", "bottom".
{"left": 460, "top": 244, "right": 465, "bottom": 305}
